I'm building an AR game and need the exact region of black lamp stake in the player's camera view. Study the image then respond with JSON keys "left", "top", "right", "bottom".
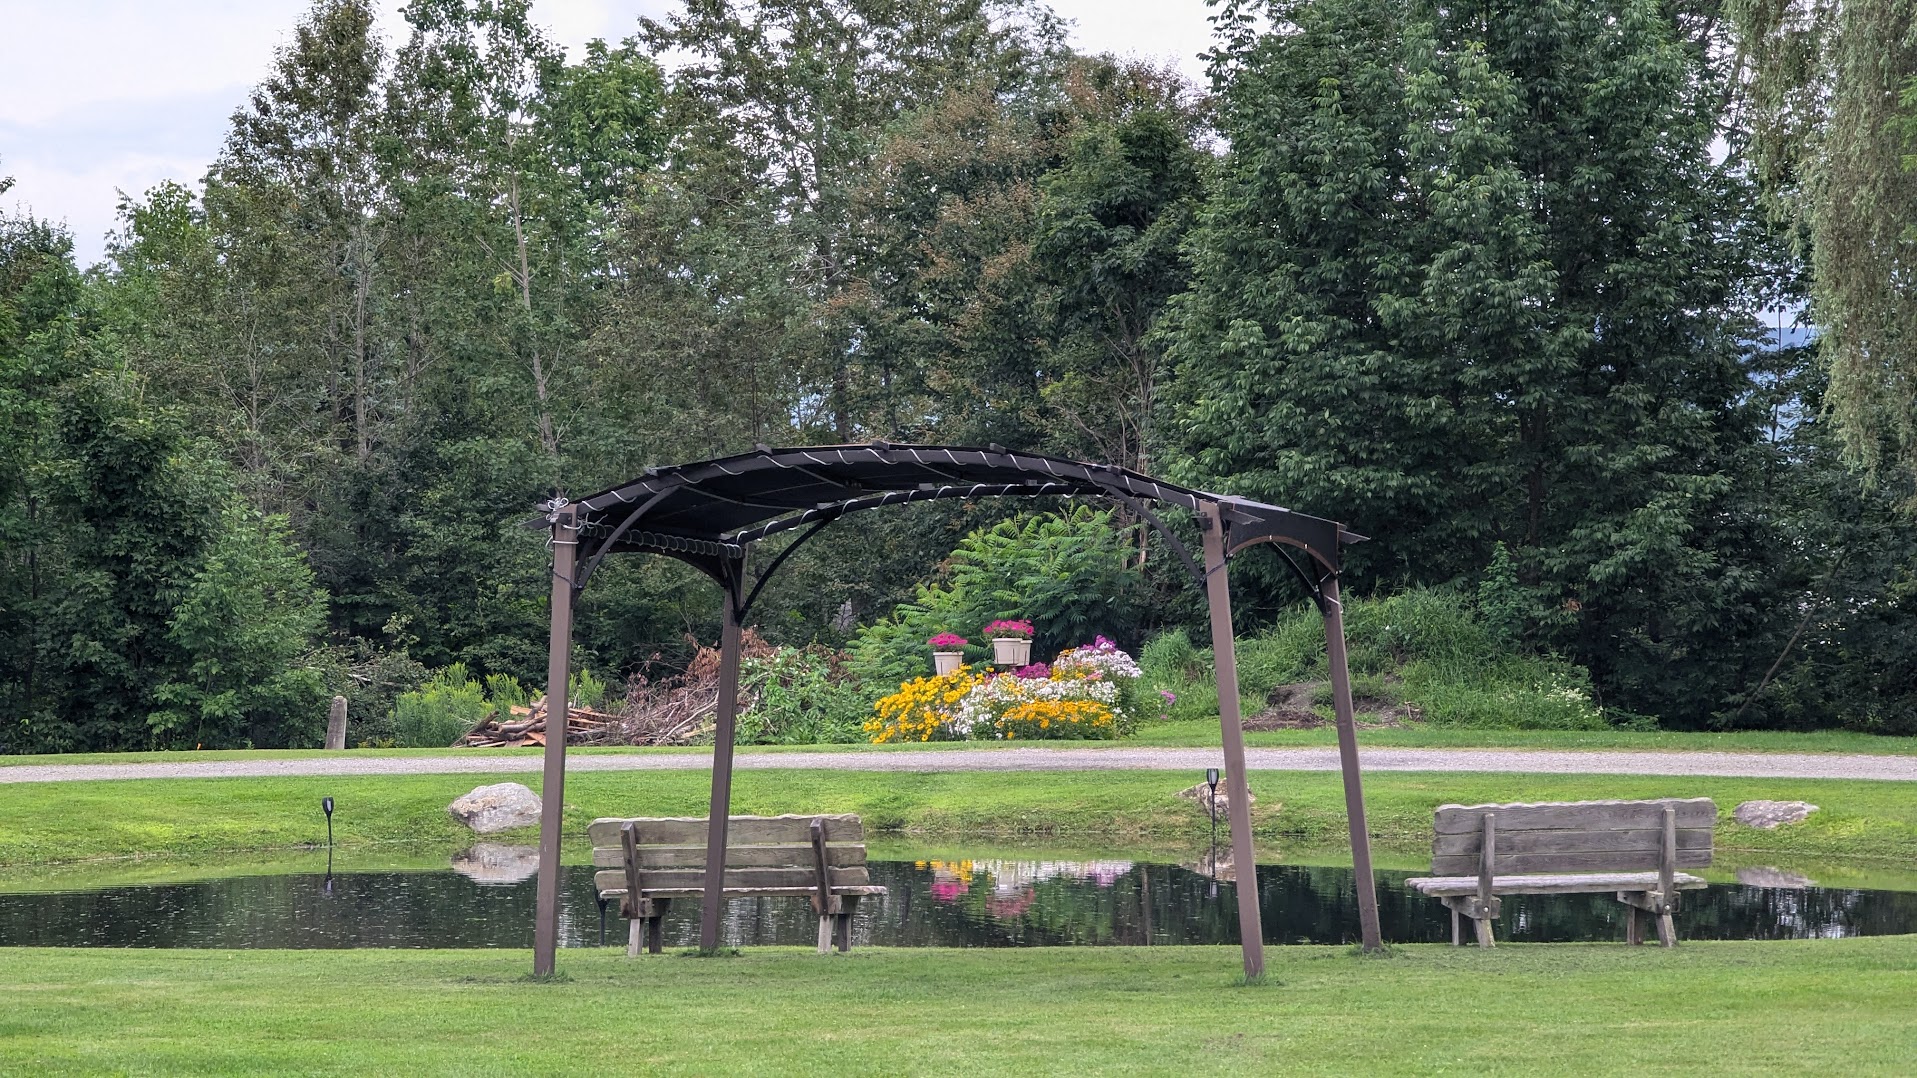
{"left": 322, "top": 797, "right": 335, "bottom": 890}
{"left": 1205, "top": 768, "right": 1221, "bottom": 899}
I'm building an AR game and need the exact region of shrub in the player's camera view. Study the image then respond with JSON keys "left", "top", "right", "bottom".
{"left": 737, "top": 646, "right": 868, "bottom": 745}
{"left": 391, "top": 663, "right": 490, "bottom": 747}
{"left": 1138, "top": 588, "right": 1609, "bottom": 730}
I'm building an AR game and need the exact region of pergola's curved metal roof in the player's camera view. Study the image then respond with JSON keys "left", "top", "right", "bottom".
{"left": 541, "top": 442, "right": 1362, "bottom": 584}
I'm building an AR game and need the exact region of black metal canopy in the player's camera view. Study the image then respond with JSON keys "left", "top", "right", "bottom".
{"left": 536, "top": 442, "right": 1363, "bottom": 599}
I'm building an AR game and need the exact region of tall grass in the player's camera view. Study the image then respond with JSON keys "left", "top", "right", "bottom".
{"left": 1139, "top": 588, "right": 1609, "bottom": 730}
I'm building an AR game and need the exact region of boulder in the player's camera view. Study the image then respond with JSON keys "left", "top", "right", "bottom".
{"left": 1177, "top": 780, "right": 1256, "bottom": 820}
{"left": 1735, "top": 866, "right": 1816, "bottom": 890}
{"left": 448, "top": 782, "right": 543, "bottom": 833}
{"left": 1732, "top": 800, "right": 1819, "bottom": 830}
{"left": 451, "top": 842, "right": 541, "bottom": 885}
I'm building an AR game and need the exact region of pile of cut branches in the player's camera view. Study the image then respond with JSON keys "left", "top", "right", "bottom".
{"left": 462, "top": 699, "right": 619, "bottom": 747}
{"left": 611, "top": 630, "right": 775, "bottom": 745}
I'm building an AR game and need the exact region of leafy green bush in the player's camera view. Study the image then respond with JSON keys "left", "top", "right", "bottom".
{"left": 849, "top": 507, "right": 1150, "bottom": 687}
{"left": 483, "top": 674, "right": 529, "bottom": 710}
{"left": 737, "top": 646, "right": 868, "bottom": 745}
{"left": 568, "top": 668, "right": 608, "bottom": 711}
{"left": 391, "top": 663, "right": 490, "bottom": 747}
{"left": 1139, "top": 588, "right": 1609, "bottom": 730}
{"left": 1137, "top": 628, "right": 1216, "bottom": 722}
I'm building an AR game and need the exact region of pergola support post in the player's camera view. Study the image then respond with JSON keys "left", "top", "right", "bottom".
{"left": 1199, "top": 502, "right": 1266, "bottom": 979}
{"left": 1321, "top": 574, "right": 1384, "bottom": 952}
{"left": 697, "top": 566, "right": 747, "bottom": 951}
{"left": 532, "top": 503, "right": 579, "bottom": 978}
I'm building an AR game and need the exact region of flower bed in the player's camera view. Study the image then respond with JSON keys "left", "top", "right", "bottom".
{"left": 868, "top": 638, "right": 1144, "bottom": 743}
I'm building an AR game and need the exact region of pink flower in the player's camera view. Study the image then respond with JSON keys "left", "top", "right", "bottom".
{"left": 930, "top": 880, "right": 967, "bottom": 902}
{"left": 927, "top": 632, "right": 968, "bottom": 648}
{"left": 1012, "top": 662, "right": 1051, "bottom": 679}
{"left": 984, "top": 619, "right": 1035, "bottom": 638}
{"left": 1160, "top": 689, "right": 1177, "bottom": 703}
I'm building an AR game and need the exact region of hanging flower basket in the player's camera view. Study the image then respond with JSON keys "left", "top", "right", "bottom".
{"left": 984, "top": 620, "right": 1034, "bottom": 666}
{"left": 928, "top": 633, "right": 968, "bottom": 676}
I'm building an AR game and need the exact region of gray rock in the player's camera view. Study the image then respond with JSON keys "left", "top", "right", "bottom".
{"left": 452, "top": 842, "right": 541, "bottom": 884}
{"left": 448, "top": 782, "right": 543, "bottom": 833}
{"left": 1178, "top": 780, "right": 1256, "bottom": 820}
{"left": 1732, "top": 799, "right": 1819, "bottom": 830}
{"left": 1736, "top": 866, "right": 1816, "bottom": 890}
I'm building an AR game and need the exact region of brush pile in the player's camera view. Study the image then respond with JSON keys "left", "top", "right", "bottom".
{"left": 459, "top": 630, "right": 775, "bottom": 748}
{"left": 611, "top": 630, "right": 775, "bottom": 745}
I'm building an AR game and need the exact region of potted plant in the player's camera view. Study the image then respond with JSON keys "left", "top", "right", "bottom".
{"left": 928, "top": 632, "right": 968, "bottom": 675}
{"left": 984, "top": 619, "right": 1035, "bottom": 667}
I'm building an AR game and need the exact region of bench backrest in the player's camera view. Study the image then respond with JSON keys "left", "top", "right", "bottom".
{"left": 1429, "top": 798, "right": 1715, "bottom": 876}
{"left": 587, "top": 814, "right": 870, "bottom": 895}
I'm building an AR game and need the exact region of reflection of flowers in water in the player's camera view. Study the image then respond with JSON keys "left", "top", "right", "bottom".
{"left": 918, "top": 860, "right": 973, "bottom": 902}
{"left": 920, "top": 859, "right": 1134, "bottom": 914}
{"left": 965, "top": 860, "right": 1137, "bottom": 919}
{"left": 974, "top": 860, "right": 1134, "bottom": 895}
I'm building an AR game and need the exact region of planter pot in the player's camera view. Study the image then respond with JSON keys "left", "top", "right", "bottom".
{"left": 991, "top": 637, "right": 1032, "bottom": 667}
{"left": 932, "top": 650, "right": 964, "bottom": 676}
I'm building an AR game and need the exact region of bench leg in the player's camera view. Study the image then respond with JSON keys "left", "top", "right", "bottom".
{"left": 1450, "top": 907, "right": 1462, "bottom": 946}
{"left": 816, "top": 915, "right": 833, "bottom": 955}
{"left": 1472, "top": 915, "right": 1494, "bottom": 948}
{"left": 627, "top": 917, "right": 643, "bottom": 957}
{"left": 1624, "top": 905, "right": 1642, "bottom": 946}
{"left": 1655, "top": 911, "right": 1676, "bottom": 948}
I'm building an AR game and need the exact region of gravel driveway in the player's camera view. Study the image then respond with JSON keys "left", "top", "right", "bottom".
{"left": 3, "top": 746, "right": 1912, "bottom": 783}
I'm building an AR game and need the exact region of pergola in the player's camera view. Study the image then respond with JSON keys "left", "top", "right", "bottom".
{"left": 527, "top": 443, "right": 1382, "bottom": 977}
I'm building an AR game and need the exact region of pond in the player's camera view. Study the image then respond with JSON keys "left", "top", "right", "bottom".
{"left": 3, "top": 850, "right": 1914, "bottom": 949}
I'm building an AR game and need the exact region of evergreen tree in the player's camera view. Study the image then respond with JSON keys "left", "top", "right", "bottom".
{"left": 1163, "top": 0, "right": 1778, "bottom": 720}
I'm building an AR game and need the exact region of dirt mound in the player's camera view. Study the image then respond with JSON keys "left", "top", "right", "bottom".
{"left": 1242, "top": 680, "right": 1421, "bottom": 731}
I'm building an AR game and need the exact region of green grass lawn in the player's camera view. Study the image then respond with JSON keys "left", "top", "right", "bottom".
{"left": 4, "top": 723, "right": 1914, "bottom": 767}
{"left": 1125, "top": 719, "right": 1917, "bottom": 753}
{"left": 5, "top": 767, "right": 1913, "bottom": 868}
{"left": 3, "top": 942, "right": 1913, "bottom": 1075}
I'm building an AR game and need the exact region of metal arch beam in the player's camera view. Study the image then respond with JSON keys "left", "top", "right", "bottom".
{"left": 724, "top": 483, "right": 1097, "bottom": 546}
{"left": 738, "top": 515, "right": 838, "bottom": 621}
{"left": 1100, "top": 488, "right": 1206, "bottom": 589}
{"left": 576, "top": 487, "right": 679, "bottom": 591}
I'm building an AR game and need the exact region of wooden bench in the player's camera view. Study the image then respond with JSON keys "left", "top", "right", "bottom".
{"left": 1405, "top": 798, "right": 1714, "bottom": 948}
{"left": 589, "top": 813, "right": 886, "bottom": 955}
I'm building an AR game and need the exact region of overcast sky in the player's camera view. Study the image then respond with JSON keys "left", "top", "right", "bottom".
{"left": 0, "top": 1, "right": 1218, "bottom": 268}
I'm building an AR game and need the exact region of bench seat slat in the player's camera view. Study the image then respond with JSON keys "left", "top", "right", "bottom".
{"left": 1432, "top": 798, "right": 1715, "bottom": 835}
{"left": 598, "top": 885, "right": 889, "bottom": 900}
{"left": 588, "top": 814, "right": 864, "bottom": 847}
{"left": 1430, "top": 848, "right": 1712, "bottom": 876}
{"left": 591, "top": 844, "right": 868, "bottom": 870}
{"left": 1432, "top": 827, "right": 1712, "bottom": 859}
{"left": 1405, "top": 871, "right": 1708, "bottom": 897}
{"left": 595, "top": 867, "right": 871, "bottom": 894}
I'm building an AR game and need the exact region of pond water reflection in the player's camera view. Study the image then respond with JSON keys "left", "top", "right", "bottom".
{"left": 4, "top": 855, "right": 1915, "bottom": 950}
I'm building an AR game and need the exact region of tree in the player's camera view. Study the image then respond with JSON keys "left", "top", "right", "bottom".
{"left": 151, "top": 505, "right": 330, "bottom": 749}
{"left": 1162, "top": 0, "right": 1780, "bottom": 721}
{"left": 1731, "top": 0, "right": 1917, "bottom": 488}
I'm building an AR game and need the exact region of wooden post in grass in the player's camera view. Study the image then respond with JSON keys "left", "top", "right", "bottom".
{"left": 1199, "top": 501, "right": 1266, "bottom": 979}
{"left": 532, "top": 503, "right": 578, "bottom": 978}
{"left": 324, "top": 695, "right": 348, "bottom": 750}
